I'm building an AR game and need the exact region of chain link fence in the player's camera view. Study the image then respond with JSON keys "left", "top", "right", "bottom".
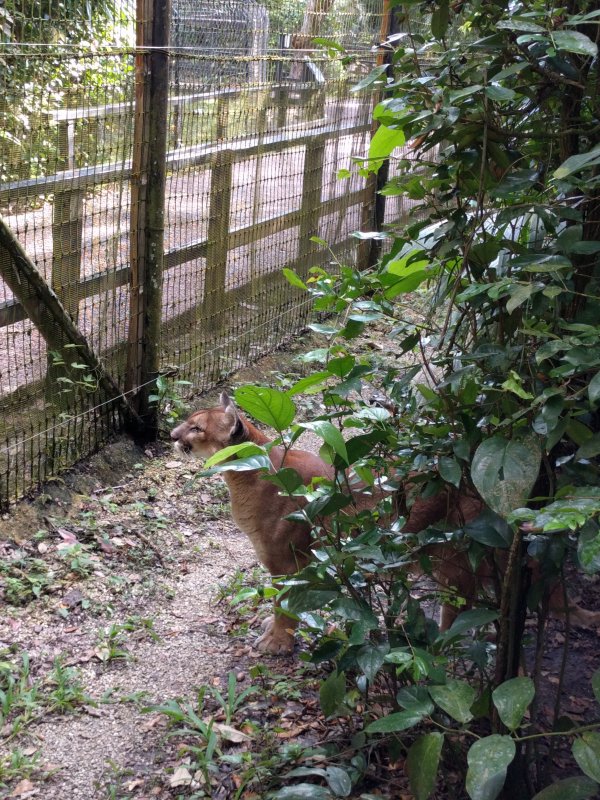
{"left": 0, "top": 0, "right": 393, "bottom": 505}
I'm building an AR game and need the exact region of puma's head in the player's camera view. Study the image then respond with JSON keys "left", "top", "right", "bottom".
{"left": 170, "top": 392, "right": 248, "bottom": 458}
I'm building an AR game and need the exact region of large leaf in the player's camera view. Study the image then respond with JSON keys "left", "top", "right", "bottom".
{"left": 438, "top": 456, "right": 461, "bottom": 488}
{"left": 589, "top": 371, "right": 600, "bottom": 405}
{"left": 325, "top": 766, "right": 352, "bottom": 797}
{"left": 554, "top": 144, "right": 600, "bottom": 179}
{"left": 368, "top": 124, "right": 406, "bottom": 169}
{"left": 465, "top": 735, "right": 516, "bottom": 800}
{"left": 366, "top": 709, "right": 426, "bottom": 734}
{"left": 406, "top": 733, "right": 444, "bottom": 800}
{"left": 234, "top": 386, "right": 296, "bottom": 431}
{"left": 572, "top": 732, "right": 600, "bottom": 782}
{"left": 492, "top": 677, "right": 535, "bottom": 730}
{"left": 273, "top": 785, "right": 332, "bottom": 800}
{"left": 471, "top": 435, "right": 542, "bottom": 517}
{"left": 592, "top": 668, "right": 600, "bottom": 703}
{"left": 442, "top": 609, "right": 499, "bottom": 639}
{"left": 429, "top": 680, "right": 475, "bottom": 724}
{"left": 203, "top": 442, "right": 266, "bottom": 468}
{"left": 299, "top": 421, "right": 349, "bottom": 465}
{"left": 320, "top": 671, "right": 346, "bottom": 718}
{"left": 552, "top": 30, "right": 598, "bottom": 57}
{"left": 531, "top": 777, "right": 599, "bottom": 800}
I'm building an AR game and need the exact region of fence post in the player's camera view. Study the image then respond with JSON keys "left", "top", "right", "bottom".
{"left": 126, "top": 0, "right": 171, "bottom": 438}
{"left": 358, "top": 0, "right": 396, "bottom": 269}
{"left": 203, "top": 151, "right": 233, "bottom": 332}
{"left": 47, "top": 188, "right": 85, "bottom": 406}
{"left": 297, "top": 137, "right": 326, "bottom": 281}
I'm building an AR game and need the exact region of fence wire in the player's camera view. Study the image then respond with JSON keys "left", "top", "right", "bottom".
{"left": 0, "top": 0, "right": 400, "bottom": 505}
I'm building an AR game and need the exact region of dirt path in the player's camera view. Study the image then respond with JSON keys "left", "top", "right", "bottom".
{"left": 0, "top": 434, "right": 264, "bottom": 799}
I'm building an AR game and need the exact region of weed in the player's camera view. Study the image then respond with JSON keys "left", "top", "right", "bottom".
{"left": 58, "top": 543, "right": 96, "bottom": 577}
{"left": 0, "top": 747, "right": 42, "bottom": 789}
{"left": 95, "top": 624, "right": 132, "bottom": 663}
{"left": 0, "top": 555, "right": 54, "bottom": 605}
{"left": 46, "top": 659, "right": 94, "bottom": 712}
{"left": 0, "top": 653, "right": 92, "bottom": 740}
{"left": 148, "top": 375, "right": 193, "bottom": 425}
{"left": 208, "top": 671, "right": 258, "bottom": 726}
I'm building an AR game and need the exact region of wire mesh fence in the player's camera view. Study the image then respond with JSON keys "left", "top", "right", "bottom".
{"left": 0, "top": 0, "right": 413, "bottom": 505}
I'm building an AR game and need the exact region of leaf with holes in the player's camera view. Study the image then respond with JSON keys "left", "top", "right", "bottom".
{"left": 406, "top": 732, "right": 444, "bottom": 800}
{"left": 492, "top": 677, "right": 535, "bottom": 730}
{"left": 429, "top": 680, "right": 475, "bottom": 724}
{"left": 471, "top": 435, "right": 541, "bottom": 517}
{"left": 466, "top": 736, "right": 516, "bottom": 800}
{"left": 572, "top": 732, "right": 600, "bottom": 783}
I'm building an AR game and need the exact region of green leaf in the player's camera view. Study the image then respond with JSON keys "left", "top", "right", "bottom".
{"left": 320, "top": 671, "right": 346, "bottom": 718}
{"left": 262, "top": 467, "right": 304, "bottom": 494}
{"left": 531, "top": 776, "right": 599, "bottom": 800}
{"left": 573, "top": 732, "right": 600, "bottom": 782}
{"left": 438, "top": 456, "right": 461, "bottom": 488}
{"left": 471, "top": 435, "right": 542, "bottom": 517}
{"left": 204, "top": 455, "right": 271, "bottom": 474}
{"left": 282, "top": 268, "right": 307, "bottom": 290}
{"left": 464, "top": 510, "right": 512, "bottom": 548}
{"left": 203, "top": 442, "right": 266, "bottom": 469}
{"left": 506, "top": 283, "right": 534, "bottom": 314}
{"left": 592, "top": 669, "right": 600, "bottom": 703}
{"left": 325, "top": 766, "right": 352, "bottom": 797}
{"left": 351, "top": 64, "right": 388, "bottom": 93}
{"left": 299, "top": 421, "right": 349, "bottom": 465}
{"left": 234, "top": 386, "right": 296, "bottom": 431}
{"left": 357, "top": 643, "right": 388, "bottom": 683}
{"left": 552, "top": 30, "right": 598, "bottom": 57}
{"left": 273, "top": 785, "right": 332, "bottom": 800}
{"left": 578, "top": 524, "right": 600, "bottom": 573}
{"left": 492, "top": 677, "right": 535, "bottom": 731}
{"left": 368, "top": 125, "right": 406, "bottom": 169}
{"left": 429, "top": 680, "right": 475, "bottom": 724}
{"left": 466, "top": 736, "right": 516, "bottom": 800}
{"left": 554, "top": 144, "right": 600, "bottom": 179}
{"left": 366, "top": 708, "right": 425, "bottom": 734}
{"left": 287, "top": 371, "right": 330, "bottom": 396}
{"left": 431, "top": 0, "right": 449, "bottom": 39}
{"left": 442, "top": 609, "right": 499, "bottom": 638}
{"left": 406, "top": 733, "right": 444, "bottom": 800}
{"left": 589, "top": 372, "right": 600, "bottom": 405}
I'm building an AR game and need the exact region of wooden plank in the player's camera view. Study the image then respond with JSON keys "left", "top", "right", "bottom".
{"left": 0, "top": 187, "right": 368, "bottom": 329}
{"left": 0, "top": 119, "right": 371, "bottom": 205}
{"left": 297, "top": 138, "right": 326, "bottom": 280}
{"left": 203, "top": 151, "right": 233, "bottom": 331}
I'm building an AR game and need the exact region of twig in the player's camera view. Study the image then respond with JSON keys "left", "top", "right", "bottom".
{"left": 128, "top": 529, "right": 166, "bottom": 567}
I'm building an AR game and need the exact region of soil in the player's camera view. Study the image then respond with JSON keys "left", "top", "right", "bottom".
{"left": 1, "top": 338, "right": 599, "bottom": 800}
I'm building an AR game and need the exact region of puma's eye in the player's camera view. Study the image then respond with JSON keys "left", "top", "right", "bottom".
{"left": 190, "top": 425, "right": 204, "bottom": 433}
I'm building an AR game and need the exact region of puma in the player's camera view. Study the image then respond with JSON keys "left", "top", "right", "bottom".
{"left": 171, "top": 393, "right": 599, "bottom": 653}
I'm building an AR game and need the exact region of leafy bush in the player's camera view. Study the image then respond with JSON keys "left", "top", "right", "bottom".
{"left": 219, "top": 0, "right": 600, "bottom": 795}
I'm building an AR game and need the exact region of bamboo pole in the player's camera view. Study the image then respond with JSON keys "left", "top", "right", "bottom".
{"left": 126, "top": 0, "right": 171, "bottom": 438}
{"left": 0, "top": 214, "right": 143, "bottom": 431}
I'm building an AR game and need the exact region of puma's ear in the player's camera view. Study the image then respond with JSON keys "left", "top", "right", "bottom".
{"left": 220, "top": 391, "right": 233, "bottom": 411}
{"left": 220, "top": 391, "right": 246, "bottom": 442}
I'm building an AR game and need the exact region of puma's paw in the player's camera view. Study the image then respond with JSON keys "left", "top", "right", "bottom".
{"left": 255, "top": 617, "right": 295, "bottom": 655}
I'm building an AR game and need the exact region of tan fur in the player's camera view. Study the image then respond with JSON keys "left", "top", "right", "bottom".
{"left": 171, "top": 394, "right": 600, "bottom": 653}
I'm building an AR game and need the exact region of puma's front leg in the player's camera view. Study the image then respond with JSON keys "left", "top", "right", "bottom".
{"left": 255, "top": 593, "right": 298, "bottom": 654}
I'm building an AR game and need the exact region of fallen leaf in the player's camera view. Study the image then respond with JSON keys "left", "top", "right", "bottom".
{"left": 165, "top": 461, "right": 183, "bottom": 469}
{"left": 210, "top": 722, "right": 252, "bottom": 743}
{"left": 170, "top": 766, "right": 193, "bottom": 788}
{"left": 56, "top": 528, "right": 77, "bottom": 544}
{"left": 9, "top": 779, "right": 36, "bottom": 797}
